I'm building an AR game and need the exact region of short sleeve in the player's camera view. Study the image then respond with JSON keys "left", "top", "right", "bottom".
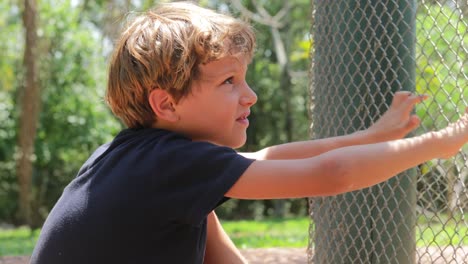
{"left": 153, "top": 136, "right": 254, "bottom": 226}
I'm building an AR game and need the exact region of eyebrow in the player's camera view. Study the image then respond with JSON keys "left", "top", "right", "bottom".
{"left": 199, "top": 56, "right": 245, "bottom": 81}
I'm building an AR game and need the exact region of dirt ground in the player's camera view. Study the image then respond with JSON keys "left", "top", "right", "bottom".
{"left": 3, "top": 247, "right": 467, "bottom": 263}
{"left": 0, "top": 257, "right": 30, "bottom": 264}
{"left": 241, "top": 248, "right": 308, "bottom": 263}
{"left": 0, "top": 248, "right": 307, "bottom": 264}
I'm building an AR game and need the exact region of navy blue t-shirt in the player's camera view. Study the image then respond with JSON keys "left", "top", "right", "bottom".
{"left": 30, "top": 128, "right": 254, "bottom": 264}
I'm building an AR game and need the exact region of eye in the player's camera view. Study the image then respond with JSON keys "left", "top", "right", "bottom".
{"left": 222, "top": 77, "right": 234, "bottom": 85}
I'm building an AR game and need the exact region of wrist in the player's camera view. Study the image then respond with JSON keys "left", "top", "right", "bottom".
{"left": 421, "top": 130, "right": 450, "bottom": 158}
{"left": 354, "top": 129, "right": 380, "bottom": 144}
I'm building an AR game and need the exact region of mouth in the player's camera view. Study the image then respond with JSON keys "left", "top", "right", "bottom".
{"left": 236, "top": 111, "right": 250, "bottom": 121}
{"left": 236, "top": 111, "right": 250, "bottom": 125}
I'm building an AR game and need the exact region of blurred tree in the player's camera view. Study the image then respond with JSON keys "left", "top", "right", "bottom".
{"left": 0, "top": 0, "right": 124, "bottom": 226}
{"left": 16, "top": 0, "right": 40, "bottom": 226}
{"left": 29, "top": 0, "right": 122, "bottom": 226}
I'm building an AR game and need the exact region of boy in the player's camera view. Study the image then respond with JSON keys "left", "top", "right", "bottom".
{"left": 31, "top": 2, "right": 468, "bottom": 264}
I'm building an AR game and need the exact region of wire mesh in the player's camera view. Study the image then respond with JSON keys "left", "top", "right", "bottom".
{"left": 308, "top": 0, "right": 468, "bottom": 263}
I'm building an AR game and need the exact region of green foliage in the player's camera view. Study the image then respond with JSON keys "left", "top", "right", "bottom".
{"left": 29, "top": 1, "right": 121, "bottom": 224}
{"left": 245, "top": 1, "right": 311, "bottom": 148}
{"left": 0, "top": 0, "right": 121, "bottom": 225}
{"left": 0, "top": 1, "right": 22, "bottom": 93}
{"left": 214, "top": 0, "right": 312, "bottom": 220}
{"left": 415, "top": 4, "right": 468, "bottom": 130}
{"left": 414, "top": 3, "right": 468, "bottom": 212}
{"left": 0, "top": 1, "right": 23, "bottom": 222}
{"left": 0, "top": 91, "right": 17, "bottom": 221}
{"left": 216, "top": 198, "right": 308, "bottom": 220}
{"left": 210, "top": 0, "right": 312, "bottom": 151}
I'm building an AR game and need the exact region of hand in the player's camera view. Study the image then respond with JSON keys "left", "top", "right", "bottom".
{"left": 436, "top": 107, "right": 468, "bottom": 159}
{"left": 366, "top": 91, "right": 428, "bottom": 142}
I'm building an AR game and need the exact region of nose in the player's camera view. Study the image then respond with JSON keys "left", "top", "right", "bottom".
{"left": 240, "top": 82, "right": 257, "bottom": 106}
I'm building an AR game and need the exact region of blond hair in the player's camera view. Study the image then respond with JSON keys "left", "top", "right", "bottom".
{"left": 106, "top": 1, "right": 256, "bottom": 128}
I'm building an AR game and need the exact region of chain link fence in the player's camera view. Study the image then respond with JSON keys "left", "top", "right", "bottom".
{"left": 308, "top": 0, "right": 468, "bottom": 263}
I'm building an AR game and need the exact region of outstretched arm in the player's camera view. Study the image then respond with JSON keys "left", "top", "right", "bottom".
{"left": 204, "top": 211, "right": 247, "bottom": 264}
{"left": 241, "top": 91, "right": 426, "bottom": 160}
{"left": 228, "top": 108, "right": 468, "bottom": 199}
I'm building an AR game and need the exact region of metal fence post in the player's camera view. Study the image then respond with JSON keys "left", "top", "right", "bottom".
{"left": 309, "top": 1, "right": 417, "bottom": 263}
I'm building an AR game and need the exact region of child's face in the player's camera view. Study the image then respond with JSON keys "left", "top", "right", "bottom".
{"left": 174, "top": 54, "right": 257, "bottom": 148}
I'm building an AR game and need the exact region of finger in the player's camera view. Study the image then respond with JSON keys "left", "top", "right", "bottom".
{"left": 403, "top": 94, "right": 429, "bottom": 112}
{"left": 405, "top": 115, "right": 421, "bottom": 131}
{"left": 391, "top": 91, "right": 412, "bottom": 107}
{"left": 462, "top": 107, "right": 468, "bottom": 120}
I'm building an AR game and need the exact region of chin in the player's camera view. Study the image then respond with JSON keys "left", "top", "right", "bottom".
{"left": 215, "top": 136, "right": 246, "bottom": 149}
{"left": 229, "top": 137, "right": 247, "bottom": 149}
{"left": 230, "top": 142, "right": 246, "bottom": 149}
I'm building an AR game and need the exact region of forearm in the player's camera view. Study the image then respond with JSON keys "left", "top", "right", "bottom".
{"left": 229, "top": 108, "right": 467, "bottom": 200}
{"left": 204, "top": 212, "right": 247, "bottom": 264}
{"left": 242, "top": 130, "right": 375, "bottom": 160}
{"left": 329, "top": 131, "right": 443, "bottom": 192}
{"left": 228, "top": 131, "right": 446, "bottom": 199}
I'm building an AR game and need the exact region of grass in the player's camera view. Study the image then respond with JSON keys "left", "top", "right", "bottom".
{"left": 0, "top": 227, "right": 39, "bottom": 256}
{"left": 1, "top": 215, "right": 468, "bottom": 256}
{"left": 416, "top": 214, "right": 468, "bottom": 246}
{"left": 221, "top": 217, "right": 310, "bottom": 249}
{"left": 0, "top": 217, "right": 310, "bottom": 256}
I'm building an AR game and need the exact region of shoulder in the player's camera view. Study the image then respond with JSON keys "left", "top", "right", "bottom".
{"left": 105, "top": 128, "right": 253, "bottom": 167}
{"left": 114, "top": 128, "right": 189, "bottom": 145}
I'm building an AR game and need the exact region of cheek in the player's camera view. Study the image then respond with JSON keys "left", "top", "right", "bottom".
{"left": 209, "top": 95, "right": 238, "bottom": 113}
{"left": 212, "top": 109, "right": 233, "bottom": 123}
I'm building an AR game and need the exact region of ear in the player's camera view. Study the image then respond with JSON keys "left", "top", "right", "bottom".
{"left": 148, "top": 89, "right": 179, "bottom": 122}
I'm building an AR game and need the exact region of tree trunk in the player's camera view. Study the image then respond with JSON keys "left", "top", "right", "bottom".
{"left": 16, "top": 0, "right": 40, "bottom": 226}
